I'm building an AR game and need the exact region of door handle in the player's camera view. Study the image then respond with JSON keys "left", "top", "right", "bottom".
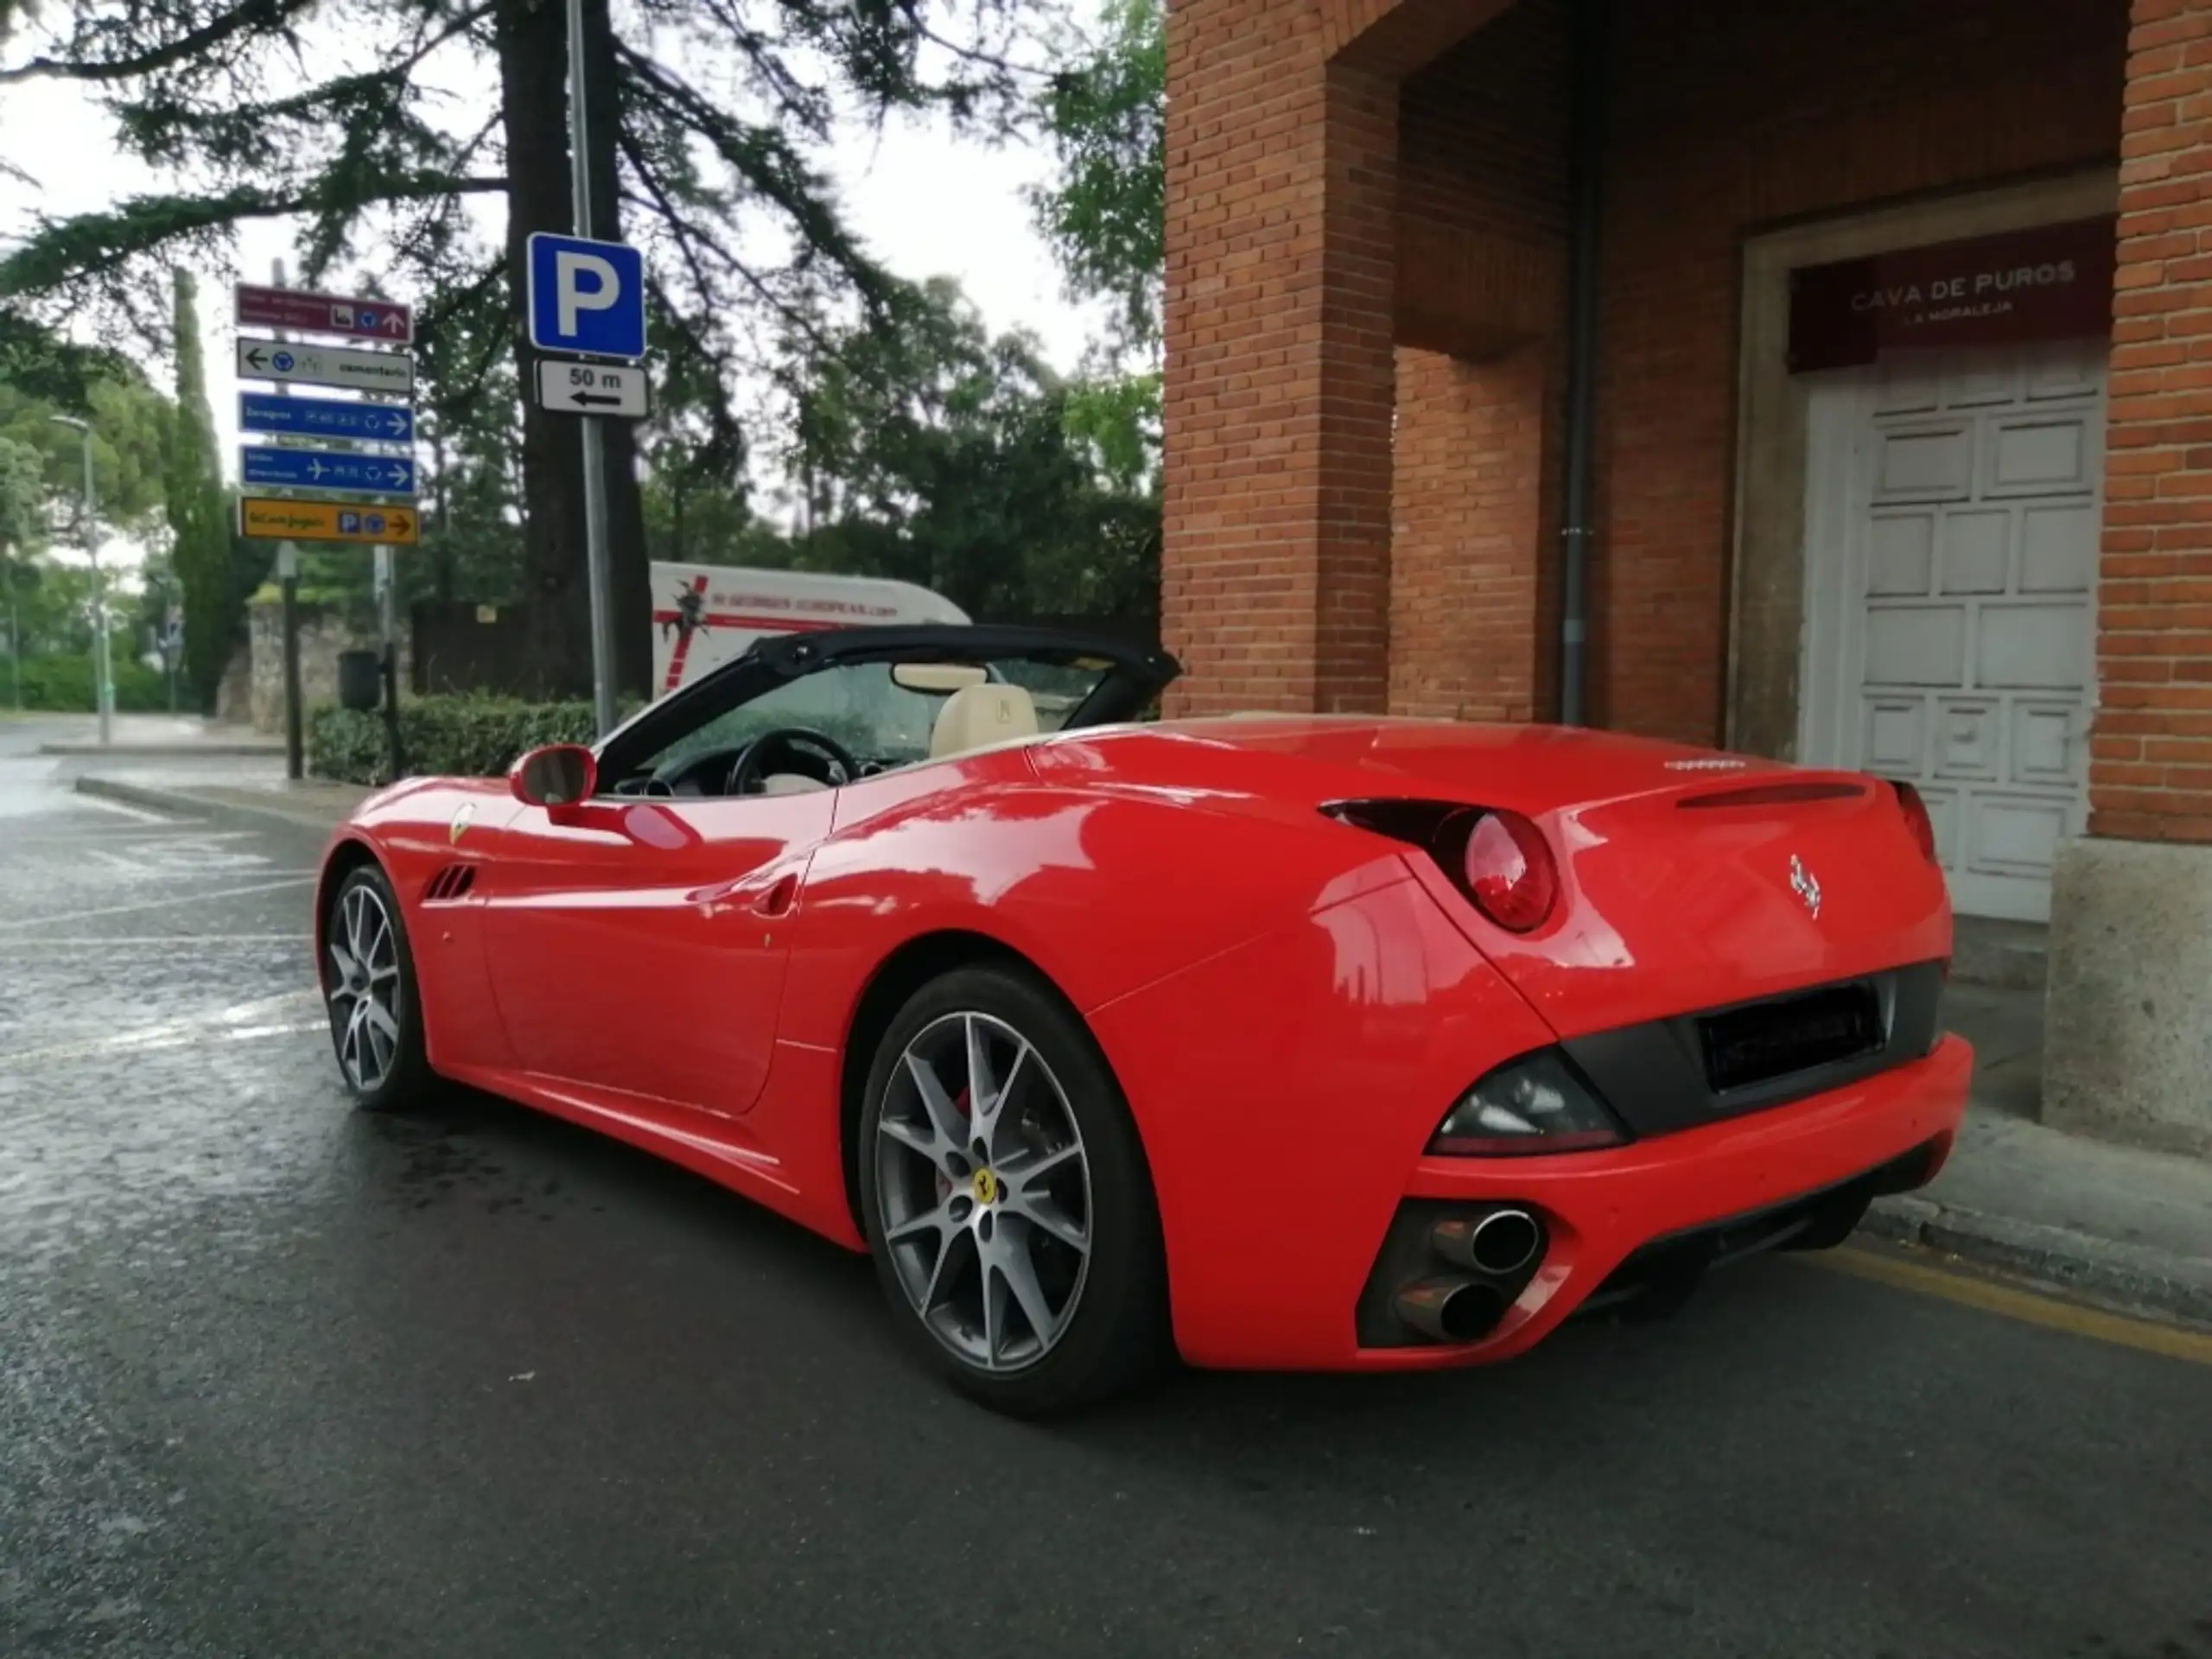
{"left": 687, "top": 868, "right": 798, "bottom": 917}
{"left": 752, "top": 874, "right": 797, "bottom": 918}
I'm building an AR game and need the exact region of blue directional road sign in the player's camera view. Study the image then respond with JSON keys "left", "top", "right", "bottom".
{"left": 240, "top": 446, "right": 417, "bottom": 498}
{"left": 239, "top": 392, "right": 414, "bottom": 445}
{"left": 527, "top": 232, "right": 646, "bottom": 360}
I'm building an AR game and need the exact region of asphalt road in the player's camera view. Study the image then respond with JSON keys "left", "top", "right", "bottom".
{"left": 3, "top": 720, "right": 2210, "bottom": 1659}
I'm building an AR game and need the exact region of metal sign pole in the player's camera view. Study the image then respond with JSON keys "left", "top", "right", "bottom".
{"left": 85, "top": 434, "right": 110, "bottom": 747}
{"left": 271, "top": 258, "right": 307, "bottom": 778}
{"left": 376, "top": 543, "right": 403, "bottom": 778}
{"left": 281, "top": 548, "right": 302, "bottom": 779}
{"left": 566, "top": 0, "right": 620, "bottom": 738}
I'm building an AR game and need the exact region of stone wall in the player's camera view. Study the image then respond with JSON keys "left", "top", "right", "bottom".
{"left": 246, "top": 599, "right": 414, "bottom": 734}
{"left": 213, "top": 643, "right": 254, "bottom": 725}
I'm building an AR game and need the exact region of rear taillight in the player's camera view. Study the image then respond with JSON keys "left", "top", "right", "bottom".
{"left": 1460, "top": 810, "right": 1558, "bottom": 933}
{"left": 1893, "top": 781, "right": 1938, "bottom": 866}
{"left": 1319, "top": 799, "right": 1561, "bottom": 934}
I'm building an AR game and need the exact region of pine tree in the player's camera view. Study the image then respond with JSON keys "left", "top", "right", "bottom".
{"left": 164, "top": 268, "right": 233, "bottom": 712}
{"left": 1, "top": 0, "right": 1043, "bottom": 698}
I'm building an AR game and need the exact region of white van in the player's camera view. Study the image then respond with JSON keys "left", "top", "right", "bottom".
{"left": 650, "top": 562, "right": 969, "bottom": 697}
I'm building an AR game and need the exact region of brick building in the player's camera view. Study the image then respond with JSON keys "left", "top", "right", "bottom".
{"left": 1161, "top": 0, "right": 2212, "bottom": 1152}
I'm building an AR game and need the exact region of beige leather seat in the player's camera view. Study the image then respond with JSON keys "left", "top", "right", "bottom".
{"left": 931, "top": 683, "right": 1039, "bottom": 759}
{"left": 757, "top": 772, "right": 829, "bottom": 794}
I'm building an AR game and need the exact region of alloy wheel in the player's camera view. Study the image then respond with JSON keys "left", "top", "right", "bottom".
{"left": 327, "top": 881, "right": 403, "bottom": 1093}
{"left": 874, "top": 1010, "right": 1093, "bottom": 1372}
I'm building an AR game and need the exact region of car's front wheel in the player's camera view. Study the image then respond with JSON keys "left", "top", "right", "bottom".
{"left": 321, "top": 862, "right": 435, "bottom": 1112}
{"left": 858, "top": 964, "right": 1170, "bottom": 1415}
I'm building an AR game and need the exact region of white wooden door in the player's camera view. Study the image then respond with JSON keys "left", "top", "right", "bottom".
{"left": 1798, "top": 341, "right": 2106, "bottom": 923}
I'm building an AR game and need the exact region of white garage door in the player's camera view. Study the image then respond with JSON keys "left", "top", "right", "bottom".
{"left": 1798, "top": 340, "right": 2106, "bottom": 924}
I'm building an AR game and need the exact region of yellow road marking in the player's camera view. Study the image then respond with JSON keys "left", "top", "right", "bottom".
{"left": 1808, "top": 1244, "right": 2212, "bottom": 1368}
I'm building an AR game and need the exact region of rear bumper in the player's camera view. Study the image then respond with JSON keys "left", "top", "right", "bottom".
{"left": 1087, "top": 872, "right": 1974, "bottom": 1374}
{"left": 1342, "top": 1033, "right": 1974, "bottom": 1370}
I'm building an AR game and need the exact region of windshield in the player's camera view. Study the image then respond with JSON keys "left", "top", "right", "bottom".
{"left": 642, "top": 654, "right": 1117, "bottom": 778}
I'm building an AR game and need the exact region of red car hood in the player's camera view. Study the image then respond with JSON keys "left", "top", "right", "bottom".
{"left": 1037, "top": 717, "right": 1951, "bottom": 1037}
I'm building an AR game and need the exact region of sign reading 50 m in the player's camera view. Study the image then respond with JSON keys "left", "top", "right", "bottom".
{"left": 526, "top": 232, "right": 646, "bottom": 361}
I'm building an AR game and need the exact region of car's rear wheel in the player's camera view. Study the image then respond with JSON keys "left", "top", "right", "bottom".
{"left": 321, "top": 862, "right": 435, "bottom": 1113}
{"left": 858, "top": 964, "right": 1170, "bottom": 1415}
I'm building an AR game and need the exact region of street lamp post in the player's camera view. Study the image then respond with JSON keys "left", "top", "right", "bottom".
{"left": 48, "top": 415, "right": 111, "bottom": 747}
{"left": 4, "top": 567, "right": 19, "bottom": 713}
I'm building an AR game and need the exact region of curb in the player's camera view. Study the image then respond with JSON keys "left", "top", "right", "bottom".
{"left": 41, "top": 741, "right": 284, "bottom": 758}
{"left": 73, "top": 774, "right": 354, "bottom": 834}
{"left": 1860, "top": 1194, "right": 2212, "bottom": 1330}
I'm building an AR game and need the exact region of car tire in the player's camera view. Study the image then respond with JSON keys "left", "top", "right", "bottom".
{"left": 320, "top": 861, "right": 438, "bottom": 1114}
{"left": 858, "top": 963, "right": 1171, "bottom": 1416}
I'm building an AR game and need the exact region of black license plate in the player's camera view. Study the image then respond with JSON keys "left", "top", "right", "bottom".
{"left": 1697, "top": 984, "right": 1883, "bottom": 1094}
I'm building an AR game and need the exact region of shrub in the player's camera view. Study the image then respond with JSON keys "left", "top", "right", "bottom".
{"left": 307, "top": 691, "right": 898, "bottom": 788}
{"left": 308, "top": 695, "right": 599, "bottom": 786}
{"left": 7, "top": 654, "right": 172, "bottom": 714}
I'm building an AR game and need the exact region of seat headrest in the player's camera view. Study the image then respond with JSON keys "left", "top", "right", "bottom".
{"left": 930, "top": 683, "right": 1039, "bottom": 759}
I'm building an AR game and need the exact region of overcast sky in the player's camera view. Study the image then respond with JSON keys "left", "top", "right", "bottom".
{"left": 0, "top": 14, "right": 1106, "bottom": 575}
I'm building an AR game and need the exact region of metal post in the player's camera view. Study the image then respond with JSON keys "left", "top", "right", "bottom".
{"left": 84, "top": 430, "right": 110, "bottom": 744}
{"left": 6, "top": 580, "right": 19, "bottom": 711}
{"left": 270, "top": 258, "right": 307, "bottom": 759}
{"left": 280, "top": 545, "right": 303, "bottom": 779}
{"left": 49, "top": 415, "right": 108, "bottom": 744}
{"left": 1555, "top": 0, "right": 1607, "bottom": 728}
{"left": 567, "top": 0, "right": 619, "bottom": 738}
{"left": 374, "top": 544, "right": 403, "bottom": 778}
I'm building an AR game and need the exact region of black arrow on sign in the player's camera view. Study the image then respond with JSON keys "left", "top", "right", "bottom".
{"left": 245, "top": 346, "right": 268, "bottom": 370}
{"left": 569, "top": 391, "right": 621, "bottom": 408}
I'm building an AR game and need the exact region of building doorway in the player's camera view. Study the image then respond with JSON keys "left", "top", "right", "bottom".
{"left": 1797, "top": 341, "right": 2106, "bottom": 923}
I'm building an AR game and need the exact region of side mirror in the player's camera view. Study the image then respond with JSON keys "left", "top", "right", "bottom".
{"left": 510, "top": 743, "right": 598, "bottom": 807}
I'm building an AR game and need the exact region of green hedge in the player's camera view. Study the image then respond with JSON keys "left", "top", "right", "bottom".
{"left": 6, "top": 654, "right": 172, "bottom": 714}
{"left": 307, "top": 692, "right": 887, "bottom": 787}
{"left": 309, "top": 695, "right": 599, "bottom": 786}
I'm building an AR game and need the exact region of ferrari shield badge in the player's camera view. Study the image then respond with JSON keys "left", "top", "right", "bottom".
{"left": 1789, "top": 854, "right": 1821, "bottom": 919}
{"left": 449, "top": 801, "right": 477, "bottom": 845}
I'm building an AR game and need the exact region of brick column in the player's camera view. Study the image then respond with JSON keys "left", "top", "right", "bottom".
{"left": 2044, "top": 0, "right": 2212, "bottom": 1157}
{"left": 1162, "top": 4, "right": 1399, "bottom": 714}
{"left": 1388, "top": 344, "right": 1549, "bottom": 721}
{"left": 2094, "top": 0, "right": 2212, "bottom": 841}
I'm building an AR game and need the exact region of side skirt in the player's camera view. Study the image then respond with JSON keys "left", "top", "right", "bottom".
{"left": 439, "top": 1047, "right": 867, "bottom": 1252}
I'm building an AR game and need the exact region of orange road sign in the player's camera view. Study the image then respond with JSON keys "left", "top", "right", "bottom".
{"left": 238, "top": 497, "right": 418, "bottom": 545}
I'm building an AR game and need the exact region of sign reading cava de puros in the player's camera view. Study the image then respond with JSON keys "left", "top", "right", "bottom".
{"left": 1787, "top": 217, "right": 2119, "bottom": 373}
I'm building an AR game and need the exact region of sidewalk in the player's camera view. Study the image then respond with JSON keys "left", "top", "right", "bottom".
{"left": 74, "top": 772, "right": 371, "bottom": 832}
{"left": 67, "top": 767, "right": 2212, "bottom": 1331}
{"left": 1866, "top": 1108, "right": 2212, "bottom": 1327}
{"left": 34, "top": 713, "right": 283, "bottom": 759}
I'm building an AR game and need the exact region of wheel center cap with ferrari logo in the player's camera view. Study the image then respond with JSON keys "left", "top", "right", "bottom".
{"left": 971, "top": 1166, "right": 1001, "bottom": 1206}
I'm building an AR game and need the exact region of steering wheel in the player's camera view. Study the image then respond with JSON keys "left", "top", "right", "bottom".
{"left": 725, "top": 727, "right": 860, "bottom": 796}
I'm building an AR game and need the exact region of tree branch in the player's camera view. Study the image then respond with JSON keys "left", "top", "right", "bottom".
{"left": 0, "top": 0, "right": 317, "bottom": 86}
{"left": 0, "top": 175, "right": 509, "bottom": 297}
{"left": 615, "top": 44, "right": 886, "bottom": 303}
{"left": 618, "top": 129, "right": 830, "bottom": 356}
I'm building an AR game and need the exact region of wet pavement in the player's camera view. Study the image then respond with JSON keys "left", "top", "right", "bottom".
{"left": 3, "top": 715, "right": 2211, "bottom": 1659}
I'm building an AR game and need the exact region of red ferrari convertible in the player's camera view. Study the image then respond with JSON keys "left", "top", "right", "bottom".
{"left": 315, "top": 625, "right": 1971, "bottom": 1413}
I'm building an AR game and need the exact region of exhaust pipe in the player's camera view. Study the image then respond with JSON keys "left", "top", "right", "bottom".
{"left": 1431, "top": 1209, "right": 1543, "bottom": 1278}
{"left": 1393, "top": 1277, "right": 1509, "bottom": 1344}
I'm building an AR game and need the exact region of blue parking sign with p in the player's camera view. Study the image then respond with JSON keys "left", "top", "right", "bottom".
{"left": 526, "top": 232, "right": 646, "bottom": 360}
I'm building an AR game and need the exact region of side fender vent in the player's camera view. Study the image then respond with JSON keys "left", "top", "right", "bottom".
{"left": 423, "top": 864, "right": 477, "bottom": 903}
